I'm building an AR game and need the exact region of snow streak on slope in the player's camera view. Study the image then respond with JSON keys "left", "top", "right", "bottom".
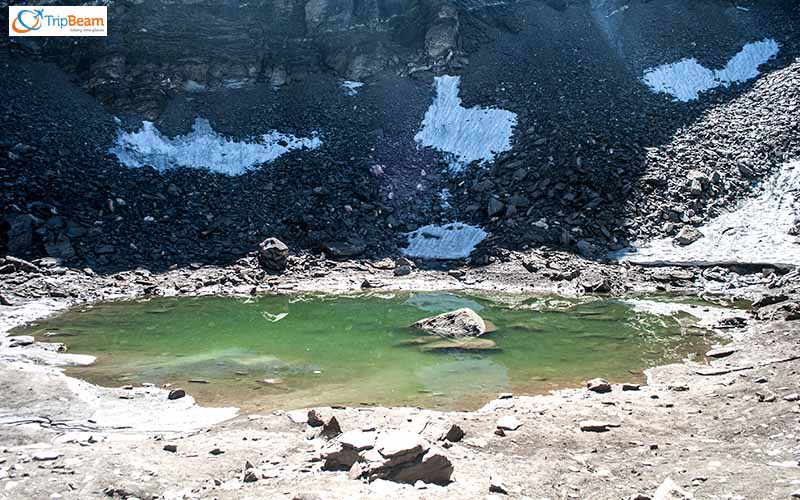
{"left": 415, "top": 75, "right": 517, "bottom": 171}
{"left": 615, "top": 161, "right": 800, "bottom": 267}
{"left": 403, "top": 222, "right": 487, "bottom": 260}
{"left": 642, "top": 39, "right": 779, "bottom": 102}
{"left": 341, "top": 81, "right": 364, "bottom": 96}
{"left": 110, "top": 118, "right": 321, "bottom": 175}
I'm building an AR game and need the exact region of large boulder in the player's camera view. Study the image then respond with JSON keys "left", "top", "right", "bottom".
{"left": 425, "top": 5, "right": 459, "bottom": 61}
{"left": 258, "top": 238, "right": 289, "bottom": 271}
{"left": 322, "top": 430, "right": 377, "bottom": 470}
{"left": 413, "top": 308, "right": 490, "bottom": 338}
{"left": 673, "top": 226, "right": 704, "bottom": 246}
{"left": 323, "top": 430, "right": 453, "bottom": 485}
{"left": 5, "top": 214, "right": 39, "bottom": 256}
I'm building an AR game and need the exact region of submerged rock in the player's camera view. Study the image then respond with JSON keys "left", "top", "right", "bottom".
{"left": 413, "top": 308, "right": 490, "bottom": 338}
{"left": 419, "top": 338, "right": 498, "bottom": 352}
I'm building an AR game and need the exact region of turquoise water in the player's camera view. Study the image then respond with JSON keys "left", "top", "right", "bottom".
{"left": 15, "top": 292, "right": 716, "bottom": 410}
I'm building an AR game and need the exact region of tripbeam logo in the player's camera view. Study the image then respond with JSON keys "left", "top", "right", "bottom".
{"left": 9, "top": 6, "right": 107, "bottom": 37}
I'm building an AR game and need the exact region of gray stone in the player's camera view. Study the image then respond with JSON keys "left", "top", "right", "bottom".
{"left": 587, "top": 378, "right": 612, "bottom": 393}
{"left": 424, "top": 6, "right": 459, "bottom": 60}
{"left": 5, "top": 214, "right": 38, "bottom": 255}
{"left": 674, "top": 226, "right": 704, "bottom": 246}
{"left": 32, "top": 451, "right": 62, "bottom": 461}
{"left": 751, "top": 294, "right": 789, "bottom": 308}
{"left": 8, "top": 336, "right": 34, "bottom": 347}
{"left": 579, "top": 420, "right": 621, "bottom": 432}
{"left": 385, "top": 446, "right": 453, "bottom": 485}
{"left": 44, "top": 234, "right": 75, "bottom": 261}
{"left": 322, "top": 430, "right": 376, "bottom": 470}
{"left": 167, "top": 389, "right": 186, "bottom": 400}
{"left": 287, "top": 410, "right": 308, "bottom": 424}
{"left": 442, "top": 424, "right": 464, "bottom": 442}
{"left": 394, "top": 265, "right": 412, "bottom": 277}
{"left": 258, "top": 238, "right": 289, "bottom": 271}
{"left": 322, "top": 241, "right": 365, "bottom": 258}
{"left": 489, "top": 475, "right": 509, "bottom": 494}
{"left": 652, "top": 477, "right": 691, "bottom": 500}
{"left": 705, "top": 347, "right": 737, "bottom": 358}
{"left": 413, "top": 308, "right": 489, "bottom": 338}
{"left": 376, "top": 431, "right": 426, "bottom": 462}
{"left": 496, "top": 415, "right": 522, "bottom": 431}
{"left": 488, "top": 198, "right": 505, "bottom": 217}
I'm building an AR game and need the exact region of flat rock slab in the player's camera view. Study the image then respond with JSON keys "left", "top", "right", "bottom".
{"left": 579, "top": 420, "right": 621, "bottom": 432}
{"left": 377, "top": 431, "right": 427, "bottom": 459}
{"left": 32, "top": 451, "right": 62, "bottom": 461}
{"left": 496, "top": 415, "right": 522, "bottom": 431}
{"left": 420, "top": 337, "right": 498, "bottom": 352}
{"left": 705, "top": 346, "right": 737, "bottom": 358}
{"left": 339, "top": 430, "right": 377, "bottom": 451}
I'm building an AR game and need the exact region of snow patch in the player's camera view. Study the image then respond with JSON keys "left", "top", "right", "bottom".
{"left": 615, "top": 161, "right": 800, "bottom": 267}
{"left": 415, "top": 75, "right": 517, "bottom": 171}
{"left": 341, "top": 80, "right": 364, "bottom": 96}
{"left": 642, "top": 38, "right": 779, "bottom": 101}
{"left": 110, "top": 118, "right": 321, "bottom": 176}
{"left": 403, "top": 222, "right": 487, "bottom": 260}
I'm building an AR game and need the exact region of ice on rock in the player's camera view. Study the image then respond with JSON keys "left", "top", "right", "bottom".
{"left": 403, "top": 222, "right": 487, "bottom": 260}
{"left": 614, "top": 161, "right": 800, "bottom": 267}
{"left": 110, "top": 117, "right": 321, "bottom": 176}
{"left": 414, "top": 75, "right": 517, "bottom": 171}
{"left": 642, "top": 38, "right": 779, "bottom": 102}
{"left": 341, "top": 81, "right": 364, "bottom": 96}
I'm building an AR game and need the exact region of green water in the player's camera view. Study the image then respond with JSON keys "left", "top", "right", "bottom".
{"left": 15, "top": 292, "right": 717, "bottom": 410}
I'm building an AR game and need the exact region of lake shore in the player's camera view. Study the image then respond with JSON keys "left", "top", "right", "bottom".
{"left": 1, "top": 252, "right": 799, "bottom": 499}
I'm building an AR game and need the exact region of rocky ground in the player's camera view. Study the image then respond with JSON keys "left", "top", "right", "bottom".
{"left": 1, "top": 252, "right": 800, "bottom": 500}
{"left": 3, "top": 1, "right": 800, "bottom": 498}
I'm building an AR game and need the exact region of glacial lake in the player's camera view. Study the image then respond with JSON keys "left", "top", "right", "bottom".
{"left": 13, "top": 292, "right": 724, "bottom": 411}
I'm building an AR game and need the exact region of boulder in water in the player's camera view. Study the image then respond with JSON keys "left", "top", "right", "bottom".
{"left": 413, "top": 308, "right": 490, "bottom": 338}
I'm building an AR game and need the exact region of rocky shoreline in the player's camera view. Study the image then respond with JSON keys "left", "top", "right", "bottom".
{"left": 1, "top": 253, "right": 799, "bottom": 499}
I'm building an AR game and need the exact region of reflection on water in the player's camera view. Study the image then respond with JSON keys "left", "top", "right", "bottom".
{"left": 13, "top": 292, "right": 722, "bottom": 411}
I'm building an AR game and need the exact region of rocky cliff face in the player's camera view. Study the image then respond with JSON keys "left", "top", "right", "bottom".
{"left": 5, "top": 0, "right": 464, "bottom": 119}
{"left": 2, "top": 0, "right": 799, "bottom": 270}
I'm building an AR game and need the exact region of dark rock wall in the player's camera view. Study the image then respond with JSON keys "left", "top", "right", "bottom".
{"left": 2, "top": 0, "right": 799, "bottom": 270}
